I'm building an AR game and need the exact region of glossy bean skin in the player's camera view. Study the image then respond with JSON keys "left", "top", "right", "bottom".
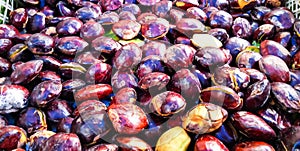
{"left": 0, "top": 84, "right": 29, "bottom": 114}
{"left": 263, "top": 8, "right": 295, "bottom": 30}
{"left": 86, "top": 144, "right": 118, "bottom": 151}
{"left": 257, "top": 107, "right": 291, "bottom": 131}
{"left": 60, "top": 79, "right": 86, "bottom": 100}
{"left": 9, "top": 8, "right": 28, "bottom": 29}
{"left": 36, "top": 56, "right": 62, "bottom": 71}
{"left": 38, "top": 71, "right": 61, "bottom": 82}
{"left": 111, "top": 70, "right": 138, "bottom": 91}
{"left": 74, "top": 84, "right": 112, "bottom": 102}
{"left": 231, "top": 111, "right": 276, "bottom": 140}
{"left": 214, "top": 122, "right": 239, "bottom": 146}
{"left": 200, "top": 86, "right": 243, "bottom": 110}
{"left": 75, "top": 3, "right": 102, "bottom": 21}
{"left": 208, "top": 28, "right": 229, "bottom": 44}
{"left": 233, "top": 141, "right": 275, "bottom": 151}
{"left": 253, "top": 24, "right": 275, "bottom": 42}
{"left": 99, "top": 0, "right": 123, "bottom": 11}
{"left": 92, "top": 36, "right": 121, "bottom": 55}
{"left": 0, "top": 126, "right": 27, "bottom": 150}
{"left": 281, "top": 126, "right": 300, "bottom": 150}
{"left": 167, "top": 69, "right": 201, "bottom": 101}
{"left": 112, "top": 20, "right": 141, "bottom": 40}
{"left": 194, "top": 135, "right": 229, "bottom": 151}
{"left": 115, "top": 136, "right": 152, "bottom": 151}
{"left": 97, "top": 11, "right": 119, "bottom": 25}
{"left": 80, "top": 21, "right": 105, "bottom": 42}
{"left": 57, "top": 117, "right": 74, "bottom": 133}
{"left": 182, "top": 103, "right": 228, "bottom": 134}
{"left": 75, "top": 51, "right": 102, "bottom": 66}
{"left": 0, "top": 38, "right": 13, "bottom": 55}
{"left": 16, "top": 107, "right": 47, "bottom": 134}
{"left": 224, "top": 37, "right": 250, "bottom": 59}
{"left": 112, "top": 87, "right": 137, "bottom": 104}
{"left": 28, "top": 130, "right": 56, "bottom": 151}
{"left": 56, "top": 36, "right": 88, "bottom": 56}
{"left": 10, "top": 59, "right": 43, "bottom": 84}
{"left": 86, "top": 62, "right": 112, "bottom": 84}
{"left": 139, "top": 72, "right": 170, "bottom": 91}
{"left": 26, "top": 33, "right": 55, "bottom": 55}
{"left": 232, "top": 17, "right": 252, "bottom": 38}
{"left": 108, "top": 103, "right": 148, "bottom": 134}
{"left": 243, "top": 79, "right": 271, "bottom": 110}
{"left": 260, "top": 40, "right": 292, "bottom": 65}
{"left": 149, "top": 91, "right": 186, "bottom": 117}
{"left": 7, "top": 44, "right": 32, "bottom": 63}
{"left": 259, "top": 55, "right": 290, "bottom": 83}
{"left": 59, "top": 62, "right": 86, "bottom": 79}
{"left": 164, "top": 44, "right": 196, "bottom": 70}
{"left": 0, "top": 115, "right": 7, "bottom": 128}
{"left": 0, "top": 57, "right": 11, "bottom": 75}
{"left": 30, "top": 80, "right": 62, "bottom": 108}
{"left": 250, "top": 6, "right": 271, "bottom": 21}
{"left": 194, "top": 47, "right": 231, "bottom": 70}
{"left": 212, "top": 66, "right": 250, "bottom": 91}
{"left": 56, "top": 17, "right": 83, "bottom": 35}
{"left": 56, "top": 1, "right": 74, "bottom": 17}
{"left": 274, "top": 31, "right": 291, "bottom": 48}
{"left": 42, "top": 133, "right": 82, "bottom": 151}
{"left": 236, "top": 50, "right": 262, "bottom": 69}
{"left": 271, "top": 82, "right": 300, "bottom": 113}
{"left": 113, "top": 43, "right": 142, "bottom": 70}
{"left": 176, "top": 18, "right": 205, "bottom": 35}
{"left": 71, "top": 102, "right": 111, "bottom": 144}
{"left": 240, "top": 68, "right": 267, "bottom": 84}
{"left": 27, "top": 12, "right": 46, "bottom": 33}
{"left": 209, "top": 10, "right": 233, "bottom": 30}
{"left": 73, "top": 99, "right": 107, "bottom": 117}
{"left": 135, "top": 56, "right": 175, "bottom": 79}
{"left": 186, "top": 7, "right": 207, "bottom": 23}
{"left": 0, "top": 24, "right": 19, "bottom": 39}
{"left": 45, "top": 99, "right": 72, "bottom": 122}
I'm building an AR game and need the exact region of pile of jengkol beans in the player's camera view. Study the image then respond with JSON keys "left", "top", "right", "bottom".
{"left": 0, "top": 0, "right": 300, "bottom": 150}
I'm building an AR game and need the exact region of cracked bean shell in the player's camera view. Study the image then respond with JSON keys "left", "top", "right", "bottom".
{"left": 182, "top": 103, "right": 228, "bottom": 134}
{"left": 156, "top": 126, "right": 191, "bottom": 151}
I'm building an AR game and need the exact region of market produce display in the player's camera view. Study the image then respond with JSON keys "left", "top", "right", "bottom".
{"left": 0, "top": 0, "right": 300, "bottom": 150}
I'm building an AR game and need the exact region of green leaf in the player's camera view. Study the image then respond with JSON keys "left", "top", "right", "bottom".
{"left": 104, "top": 30, "right": 119, "bottom": 41}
